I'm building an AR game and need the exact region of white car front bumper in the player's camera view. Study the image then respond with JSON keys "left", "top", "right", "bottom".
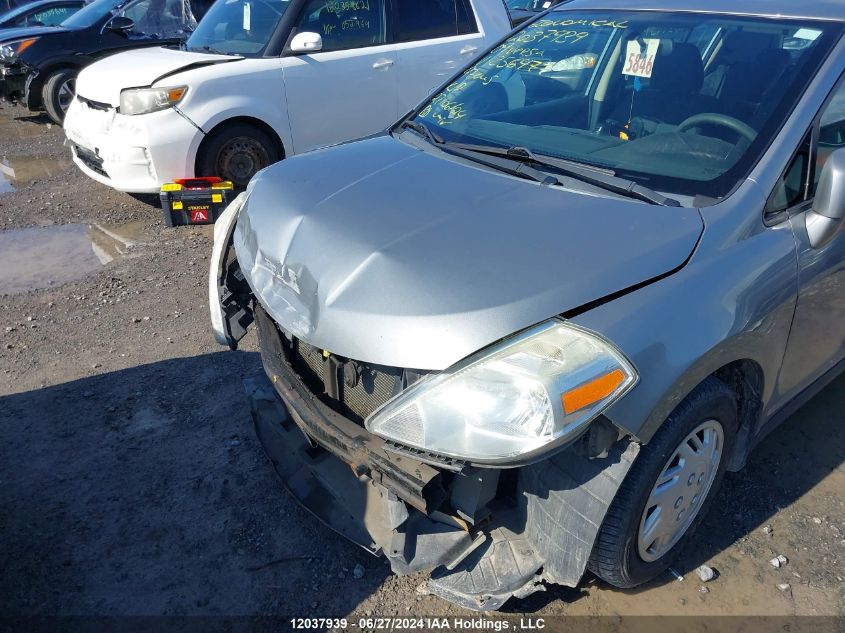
{"left": 63, "top": 97, "right": 202, "bottom": 194}
{"left": 209, "top": 192, "right": 248, "bottom": 347}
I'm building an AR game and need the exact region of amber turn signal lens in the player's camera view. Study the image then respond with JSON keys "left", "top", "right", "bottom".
{"left": 166, "top": 87, "right": 187, "bottom": 102}
{"left": 17, "top": 38, "right": 38, "bottom": 54}
{"left": 562, "top": 368, "right": 626, "bottom": 415}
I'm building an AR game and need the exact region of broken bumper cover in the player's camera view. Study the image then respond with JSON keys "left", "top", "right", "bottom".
{"left": 63, "top": 97, "right": 202, "bottom": 193}
{"left": 0, "top": 63, "right": 26, "bottom": 101}
{"left": 249, "top": 306, "right": 641, "bottom": 611}
{"left": 252, "top": 307, "right": 472, "bottom": 565}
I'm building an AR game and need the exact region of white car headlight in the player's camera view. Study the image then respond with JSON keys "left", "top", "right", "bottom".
{"left": 0, "top": 38, "right": 38, "bottom": 61}
{"left": 119, "top": 85, "right": 187, "bottom": 115}
{"left": 365, "top": 321, "right": 637, "bottom": 465}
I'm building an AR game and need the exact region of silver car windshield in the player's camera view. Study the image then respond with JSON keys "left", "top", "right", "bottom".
{"left": 186, "top": 0, "right": 292, "bottom": 56}
{"left": 416, "top": 11, "right": 842, "bottom": 199}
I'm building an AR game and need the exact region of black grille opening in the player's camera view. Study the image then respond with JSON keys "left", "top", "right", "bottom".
{"left": 78, "top": 96, "right": 112, "bottom": 111}
{"left": 74, "top": 146, "right": 109, "bottom": 179}
{"left": 256, "top": 305, "right": 428, "bottom": 425}
{"left": 293, "top": 338, "right": 401, "bottom": 422}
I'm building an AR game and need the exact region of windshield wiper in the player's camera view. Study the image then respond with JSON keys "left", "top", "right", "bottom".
{"left": 398, "top": 119, "right": 445, "bottom": 146}
{"left": 193, "top": 45, "right": 228, "bottom": 55}
{"left": 437, "top": 143, "right": 561, "bottom": 186}
{"left": 441, "top": 142, "right": 681, "bottom": 207}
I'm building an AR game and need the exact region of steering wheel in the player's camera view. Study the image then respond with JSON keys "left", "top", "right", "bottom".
{"left": 677, "top": 113, "right": 757, "bottom": 143}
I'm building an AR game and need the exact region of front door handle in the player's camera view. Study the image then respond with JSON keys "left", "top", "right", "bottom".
{"left": 373, "top": 59, "right": 394, "bottom": 70}
{"left": 460, "top": 45, "right": 478, "bottom": 55}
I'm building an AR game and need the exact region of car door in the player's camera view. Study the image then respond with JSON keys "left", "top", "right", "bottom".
{"left": 773, "top": 77, "right": 845, "bottom": 402}
{"left": 390, "top": 0, "right": 492, "bottom": 110}
{"left": 281, "top": 0, "right": 398, "bottom": 154}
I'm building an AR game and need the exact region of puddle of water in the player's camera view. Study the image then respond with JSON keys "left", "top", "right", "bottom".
{"left": 0, "top": 113, "right": 53, "bottom": 141}
{"left": 1, "top": 155, "right": 71, "bottom": 194}
{"left": 0, "top": 222, "right": 142, "bottom": 295}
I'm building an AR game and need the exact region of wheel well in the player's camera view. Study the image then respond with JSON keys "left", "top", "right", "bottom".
{"left": 29, "top": 64, "right": 79, "bottom": 110}
{"left": 195, "top": 116, "right": 285, "bottom": 176}
{"left": 711, "top": 359, "right": 765, "bottom": 472}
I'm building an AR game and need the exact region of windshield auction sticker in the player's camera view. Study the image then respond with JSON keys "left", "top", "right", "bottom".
{"left": 623, "top": 38, "right": 659, "bottom": 77}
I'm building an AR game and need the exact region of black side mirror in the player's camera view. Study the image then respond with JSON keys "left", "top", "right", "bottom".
{"left": 107, "top": 15, "right": 134, "bottom": 33}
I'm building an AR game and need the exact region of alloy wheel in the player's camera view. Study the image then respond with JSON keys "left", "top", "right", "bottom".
{"left": 57, "top": 78, "right": 75, "bottom": 112}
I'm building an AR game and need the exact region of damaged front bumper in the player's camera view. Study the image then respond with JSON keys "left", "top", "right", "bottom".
{"left": 63, "top": 96, "right": 202, "bottom": 193}
{"left": 248, "top": 303, "right": 640, "bottom": 611}
{"left": 0, "top": 62, "right": 27, "bottom": 102}
{"left": 211, "top": 197, "right": 641, "bottom": 610}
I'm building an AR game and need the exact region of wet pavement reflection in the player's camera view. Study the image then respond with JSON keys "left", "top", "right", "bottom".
{"left": 0, "top": 222, "right": 144, "bottom": 295}
{"left": 1, "top": 155, "right": 71, "bottom": 194}
{"left": 0, "top": 110, "right": 53, "bottom": 142}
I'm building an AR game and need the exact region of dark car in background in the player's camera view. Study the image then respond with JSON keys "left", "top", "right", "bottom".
{"left": 1, "top": 0, "right": 30, "bottom": 12}
{"left": 0, "top": 0, "right": 194, "bottom": 123}
{"left": 0, "top": 0, "right": 84, "bottom": 28}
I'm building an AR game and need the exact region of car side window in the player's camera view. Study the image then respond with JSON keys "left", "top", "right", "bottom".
{"left": 767, "top": 79, "right": 845, "bottom": 215}
{"left": 393, "top": 0, "right": 477, "bottom": 44}
{"left": 294, "top": 0, "right": 387, "bottom": 52}
{"left": 116, "top": 0, "right": 192, "bottom": 38}
{"left": 766, "top": 132, "right": 811, "bottom": 214}
{"left": 31, "top": 5, "right": 79, "bottom": 26}
{"left": 815, "top": 82, "right": 845, "bottom": 192}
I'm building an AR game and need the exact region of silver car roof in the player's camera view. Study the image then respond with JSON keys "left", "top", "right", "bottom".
{"left": 553, "top": 0, "right": 845, "bottom": 23}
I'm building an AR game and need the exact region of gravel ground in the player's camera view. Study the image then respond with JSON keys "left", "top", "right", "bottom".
{"left": 1, "top": 101, "right": 844, "bottom": 622}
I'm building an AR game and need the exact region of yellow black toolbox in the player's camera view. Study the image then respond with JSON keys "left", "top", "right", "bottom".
{"left": 159, "top": 178, "right": 235, "bottom": 227}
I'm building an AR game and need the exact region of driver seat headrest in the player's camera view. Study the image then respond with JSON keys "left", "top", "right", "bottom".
{"left": 650, "top": 42, "right": 704, "bottom": 94}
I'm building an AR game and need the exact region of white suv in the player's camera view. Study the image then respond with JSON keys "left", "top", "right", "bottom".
{"left": 62, "top": 0, "right": 512, "bottom": 192}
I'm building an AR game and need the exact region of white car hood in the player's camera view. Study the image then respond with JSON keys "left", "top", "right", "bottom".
{"left": 75, "top": 47, "right": 239, "bottom": 107}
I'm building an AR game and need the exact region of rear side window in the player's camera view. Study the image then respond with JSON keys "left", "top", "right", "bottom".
{"left": 393, "top": 0, "right": 477, "bottom": 43}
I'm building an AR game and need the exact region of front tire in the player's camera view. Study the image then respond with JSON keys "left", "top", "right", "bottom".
{"left": 196, "top": 123, "right": 281, "bottom": 189}
{"left": 588, "top": 377, "right": 737, "bottom": 588}
{"left": 42, "top": 68, "right": 77, "bottom": 125}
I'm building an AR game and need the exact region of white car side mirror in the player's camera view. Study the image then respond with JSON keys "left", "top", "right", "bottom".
{"left": 290, "top": 31, "right": 323, "bottom": 54}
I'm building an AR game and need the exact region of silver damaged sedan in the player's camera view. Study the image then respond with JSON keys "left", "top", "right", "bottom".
{"left": 210, "top": 0, "right": 845, "bottom": 610}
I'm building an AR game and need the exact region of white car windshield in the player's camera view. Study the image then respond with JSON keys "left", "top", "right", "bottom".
{"left": 186, "top": 0, "right": 292, "bottom": 56}
{"left": 416, "top": 10, "right": 843, "bottom": 199}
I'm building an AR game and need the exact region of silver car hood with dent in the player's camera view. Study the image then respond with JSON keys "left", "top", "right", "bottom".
{"left": 234, "top": 135, "right": 704, "bottom": 371}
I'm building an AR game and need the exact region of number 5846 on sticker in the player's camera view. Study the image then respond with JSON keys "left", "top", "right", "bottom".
{"left": 623, "top": 38, "right": 660, "bottom": 78}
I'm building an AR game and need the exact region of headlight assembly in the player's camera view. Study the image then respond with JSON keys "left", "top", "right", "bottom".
{"left": 119, "top": 85, "right": 187, "bottom": 115}
{"left": 365, "top": 320, "right": 637, "bottom": 465}
{"left": 0, "top": 38, "right": 38, "bottom": 62}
